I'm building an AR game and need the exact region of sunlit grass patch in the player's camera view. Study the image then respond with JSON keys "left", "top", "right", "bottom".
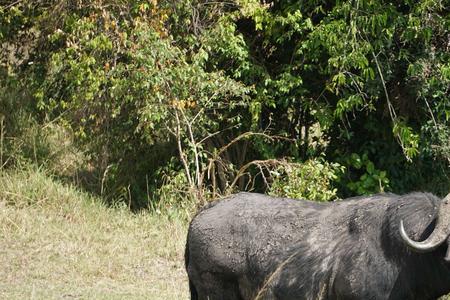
{"left": 0, "top": 168, "right": 189, "bottom": 299}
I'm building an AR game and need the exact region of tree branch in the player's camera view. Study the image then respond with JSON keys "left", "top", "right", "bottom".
{"left": 174, "top": 109, "right": 194, "bottom": 188}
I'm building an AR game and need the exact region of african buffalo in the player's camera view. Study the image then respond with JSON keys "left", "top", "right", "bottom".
{"left": 185, "top": 192, "right": 450, "bottom": 299}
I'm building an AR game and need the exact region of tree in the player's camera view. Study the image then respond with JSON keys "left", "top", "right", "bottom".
{"left": 1, "top": 0, "right": 449, "bottom": 208}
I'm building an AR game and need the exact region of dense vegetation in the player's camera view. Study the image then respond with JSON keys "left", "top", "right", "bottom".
{"left": 1, "top": 0, "right": 449, "bottom": 210}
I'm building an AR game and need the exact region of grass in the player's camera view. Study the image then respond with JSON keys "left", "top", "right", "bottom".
{"left": 0, "top": 168, "right": 189, "bottom": 299}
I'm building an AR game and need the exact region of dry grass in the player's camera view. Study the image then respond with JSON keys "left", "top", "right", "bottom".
{"left": 0, "top": 168, "right": 189, "bottom": 299}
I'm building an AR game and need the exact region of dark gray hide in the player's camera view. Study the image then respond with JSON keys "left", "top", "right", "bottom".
{"left": 185, "top": 192, "right": 450, "bottom": 300}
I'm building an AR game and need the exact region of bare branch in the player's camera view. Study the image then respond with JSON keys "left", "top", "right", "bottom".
{"left": 180, "top": 109, "right": 202, "bottom": 193}
{"left": 174, "top": 109, "right": 194, "bottom": 188}
{"left": 371, "top": 50, "right": 413, "bottom": 161}
{"left": 423, "top": 97, "right": 438, "bottom": 128}
{"left": 371, "top": 51, "right": 397, "bottom": 121}
{"left": 197, "top": 124, "right": 238, "bottom": 145}
{"left": 191, "top": 107, "right": 205, "bottom": 124}
{"left": 216, "top": 132, "right": 293, "bottom": 159}
{"left": 228, "top": 159, "right": 288, "bottom": 191}
{"left": 257, "top": 164, "right": 269, "bottom": 188}
{"left": 2, "top": 0, "right": 21, "bottom": 9}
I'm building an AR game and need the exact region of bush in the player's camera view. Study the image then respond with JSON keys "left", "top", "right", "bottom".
{"left": 268, "top": 159, "right": 344, "bottom": 201}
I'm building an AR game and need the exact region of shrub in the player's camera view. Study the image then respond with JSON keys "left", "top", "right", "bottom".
{"left": 268, "top": 159, "right": 344, "bottom": 202}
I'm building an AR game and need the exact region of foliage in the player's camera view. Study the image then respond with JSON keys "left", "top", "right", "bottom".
{"left": 229, "top": 0, "right": 450, "bottom": 197}
{"left": 342, "top": 152, "right": 390, "bottom": 195}
{"left": 1, "top": 0, "right": 251, "bottom": 206}
{"left": 268, "top": 159, "right": 344, "bottom": 201}
{"left": 152, "top": 162, "right": 196, "bottom": 219}
{"left": 1, "top": 0, "right": 449, "bottom": 208}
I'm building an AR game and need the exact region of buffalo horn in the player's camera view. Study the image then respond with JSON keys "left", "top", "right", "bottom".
{"left": 400, "top": 193, "right": 450, "bottom": 252}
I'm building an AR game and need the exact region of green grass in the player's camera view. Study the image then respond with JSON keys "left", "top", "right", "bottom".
{"left": 0, "top": 168, "right": 189, "bottom": 299}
